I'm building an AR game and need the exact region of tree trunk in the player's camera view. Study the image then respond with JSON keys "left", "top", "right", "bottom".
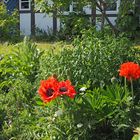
{"left": 91, "top": 1, "right": 96, "bottom": 26}
{"left": 100, "top": 1, "right": 105, "bottom": 30}
{"left": 95, "top": 0, "right": 118, "bottom": 34}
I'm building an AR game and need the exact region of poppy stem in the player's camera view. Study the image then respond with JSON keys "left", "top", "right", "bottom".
{"left": 124, "top": 77, "right": 127, "bottom": 95}
{"left": 130, "top": 78, "right": 134, "bottom": 105}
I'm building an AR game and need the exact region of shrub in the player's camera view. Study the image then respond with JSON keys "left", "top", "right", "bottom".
{"left": 34, "top": 27, "right": 57, "bottom": 42}
{"left": 0, "top": 37, "right": 43, "bottom": 86}
{"left": 0, "top": 38, "right": 43, "bottom": 139}
{"left": 58, "top": 12, "right": 91, "bottom": 41}
{"left": 38, "top": 28, "right": 138, "bottom": 88}
{"left": 0, "top": 33, "right": 139, "bottom": 140}
{"left": 4, "top": 83, "right": 131, "bottom": 140}
{"left": 116, "top": 0, "right": 140, "bottom": 38}
{"left": 73, "top": 83, "right": 132, "bottom": 139}
{"left": 0, "top": 4, "right": 20, "bottom": 42}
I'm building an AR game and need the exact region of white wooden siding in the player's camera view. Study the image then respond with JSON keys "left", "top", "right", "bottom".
{"left": 35, "top": 13, "right": 53, "bottom": 33}
{"left": 20, "top": 13, "right": 31, "bottom": 35}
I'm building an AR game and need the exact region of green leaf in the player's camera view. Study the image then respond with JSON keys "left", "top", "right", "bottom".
{"left": 36, "top": 101, "right": 44, "bottom": 106}
{"left": 132, "top": 135, "right": 140, "bottom": 140}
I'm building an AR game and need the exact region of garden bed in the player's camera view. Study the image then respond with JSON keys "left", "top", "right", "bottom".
{"left": 0, "top": 30, "right": 140, "bottom": 139}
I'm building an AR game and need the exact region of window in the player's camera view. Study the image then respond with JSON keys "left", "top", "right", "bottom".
{"left": 96, "top": 0, "right": 120, "bottom": 14}
{"left": 20, "top": 0, "right": 30, "bottom": 10}
{"left": 73, "top": 2, "right": 77, "bottom": 11}
{"left": 106, "top": 1, "right": 117, "bottom": 11}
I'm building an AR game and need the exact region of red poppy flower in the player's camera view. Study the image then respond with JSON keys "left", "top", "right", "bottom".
{"left": 57, "top": 80, "right": 76, "bottom": 98}
{"left": 119, "top": 62, "right": 140, "bottom": 80}
{"left": 38, "top": 76, "right": 59, "bottom": 103}
{"left": 45, "top": 76, "right": 58, "bottom": 83}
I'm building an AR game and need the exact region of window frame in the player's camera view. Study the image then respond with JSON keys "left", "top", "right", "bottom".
{"left": 96, "top": 0, "right": 120, "bottom": 14}
{"left": 72, "top": 2, "right": 78, "bottom": 12}
{"left": 19, "top": 0, "right": 31, "bottom": 11}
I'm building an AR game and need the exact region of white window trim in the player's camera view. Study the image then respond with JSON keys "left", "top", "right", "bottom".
{"left": 96, "top": 0, "right": 120, "bottom": 14}
{"left": 19, "top": 0, "right": 31, "bottom": 11}
{"left": 72, "top": 2, "right": 77, "bottom": 12}
{"left": 62, "top": 1, "right": 89, "bottom": 15}
{"left": 4, "top": 0, "right": 9, "bottom": 3}
{"left": 62, "top": 0, "right": 120, "bottom": 15}
{"left": 106, "top": 0, "right": 120, "bottom": 14}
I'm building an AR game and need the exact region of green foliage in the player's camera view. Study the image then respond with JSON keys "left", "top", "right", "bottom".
{"left": 0, "top": 38, "right": 44, "bottom": 139}
{"left": 34, "top": 27, "right": 58, "bottom": 42}
{"left": 117, "top": 0, "right": 140, "bottom": 37}
{"left": 0, "top": 37, "right": 43, "bottom": 86}
{"left": 0, "top": 34, "right": 139, "bottom": 140}
{"left": 35, "top": 0, "right": 88, "bottom": 13}
{"left": 58, "top": 12, "right": 91, "bottom": 41}
{"left": 0, "top": 4, "right": 20, "bottom": 42}
{"left": 73, "top": 83, "right": 132, "bottom": 139}
{"left": 39, "top": 28, "right": 138, "bottom": 87}
{"left": 132, "top": 135, "right": 140, "bottom": 140}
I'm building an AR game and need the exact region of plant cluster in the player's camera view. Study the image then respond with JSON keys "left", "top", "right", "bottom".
{"left": 0, "top": 34, "right": 140, "bottom": 140}
{"left": 0, "top": 37, "right": 44, "bottom": 139}
{"left": 39, "top": 28, "right": 139, "bottom": 87}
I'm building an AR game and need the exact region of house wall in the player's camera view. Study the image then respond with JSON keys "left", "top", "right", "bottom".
{"left": 35, "top": 13, "right": 53, "bottom": 34}
{"left": 20, "top": 13, "right": 31, "bottom": 35}
{"left": 19, "top": 0, "right": 120, "bottom": 36}
{"left": 19, "top": 12, "right": 59, "bottom": 36}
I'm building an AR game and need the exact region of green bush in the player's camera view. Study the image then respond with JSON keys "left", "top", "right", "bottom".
{"left": 2, "top": 83, "right": 132, "bottom": 140}
{"left": 38, "top": 28, "right": 138, "bottom": 87}
{"left": 0, "top": 37, "right": 43, "bottom": 86}
{"left": 73, "top": 83, "right": 132, "bottom": 139}
{"left": 0, "top": 33, "right": 139, "bottom": 140}
{"left": 0, "top": 4, "right": 20, "bottom": 42}
{"left": 116, "top": 0, "right": 140, "bottom": 38}
{"left": 0, "top": 38, "right": 43, "bottom": 139}
{"left": 58, "top": 12, "right": 91, "bottom": 41}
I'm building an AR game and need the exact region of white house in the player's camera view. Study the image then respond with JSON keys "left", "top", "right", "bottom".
{"left": 3, "top": 0, "right": 121, "bottom": 36}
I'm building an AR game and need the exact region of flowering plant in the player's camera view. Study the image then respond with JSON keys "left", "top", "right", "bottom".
{"left": 38, "top": 76, "right": 77, "bottom": 103}
{"left": 119, "top": 62, "right": 140, "bottom": 80}
{"left": 119, "top": 61, "right": 140, "bottom": 104}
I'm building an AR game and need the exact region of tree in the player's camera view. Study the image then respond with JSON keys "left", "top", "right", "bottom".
{"left": 35, "top": 0, "right": 120, "bottom": 33}
{"left": 0, "top": 4, "right": 19, "bottom": 42}
{"left": 116, "top": 0, "right": 140, "bottom": 37}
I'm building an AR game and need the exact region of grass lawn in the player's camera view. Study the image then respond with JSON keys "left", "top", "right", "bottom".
{"left": 0, "top": 43, "right": 15, "bottom": 55}
{"left": 36, "top": 41, "right": 72, "bottom": 52}
{"left": 0, "top": 41, "right": 139, "bottom": 55}
{"left": 0, "top": 41, "right": 71, "bottom": 55}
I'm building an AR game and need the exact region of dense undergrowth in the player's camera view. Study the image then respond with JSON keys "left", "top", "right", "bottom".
{"left": 0, "top": 29, "right": 140, "bottom": 140}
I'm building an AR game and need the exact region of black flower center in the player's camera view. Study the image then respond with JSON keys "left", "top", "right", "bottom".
{"left": 46, "top": 88, "right": 54, "bottom": 97}
{"left": 59, "top": 87, "right": 67, "bottom": 92}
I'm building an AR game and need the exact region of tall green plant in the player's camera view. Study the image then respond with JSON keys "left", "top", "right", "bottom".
{"left": 0, "top": 38, "right": 43, "bottom": 139}
{"left": 73, "top": 83, "right": 132, "bottom": 139}
{"left": 0, "top": 37, "right": 43, "bottom": 86}
{"left": 38, "top": 28, "right": 138, "bottom": 87}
